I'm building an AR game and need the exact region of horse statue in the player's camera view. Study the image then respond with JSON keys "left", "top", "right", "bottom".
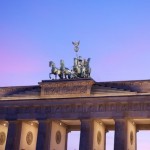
{"left": 49, "top": 61, "right": 62, "bottom": 79}
{"left": 84, "top": 58, "right": 91, "bottom": 78}
{"left": 60, "top": 60, "right": 72, "bottom": 79}
{"left": 73, "top": 56, "right": 86, "bottom": 78}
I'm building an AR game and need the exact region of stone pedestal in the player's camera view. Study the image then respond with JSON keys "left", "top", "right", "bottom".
{"left": 39, "top": 79, "right": 94, "bottom": 98}
{"left": 5, "top": 121, "right": 22, "bottom": 150}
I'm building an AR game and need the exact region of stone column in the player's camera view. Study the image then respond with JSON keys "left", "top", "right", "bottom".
{"left": 114, "top": 119, "right": 137, "bottom": 150}
{"left": 5, "top": 121, "right": 22, "bottom": 150}
{"left": 36, "top": 120, "right": 52, "bottom": 150}
{"left": 65, "top": 129, "right": 70, "bottom": 150}
{"left": 135, "top": 130, "right": 138, "bottom": 150}
{"left": 104, "top": 130, "right": 108, "bottom": 150}
{"left": 79, "top": 119, "right": 93, "bottom": 150}
{"left": 114, "top": 119, "right": 127, "bottom": 150}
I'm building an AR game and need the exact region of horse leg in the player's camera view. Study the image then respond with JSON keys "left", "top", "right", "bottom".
{"left": 49, "top": 73, "right": 51, "bottom": 79}
{"left": 68, "top": 74, "right": 71, "bottom": 79}
{"left": 55, "top": 74, "right": 57, "bottom": 80}
{"left": 58, "top": 74, "right": 61, "bottom": 79}
{"left": 59, "top": 73, "right": 63, "bottom": 79}
{"left": 60, "top": 73, "right": 63, "bottom": 79}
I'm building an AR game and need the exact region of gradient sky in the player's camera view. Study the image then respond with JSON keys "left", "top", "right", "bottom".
{"left": 0, "top": 0, "right": 150, "bottom": 149}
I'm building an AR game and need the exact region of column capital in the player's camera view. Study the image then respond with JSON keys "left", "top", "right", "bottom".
{"left": 37, "top": 119, "right": 52, "bottom": 123}
{"left": 80, "top": 119, "right": 94, "bottom": 127}
{"left": 114, "top": 118, "right": 127, "bottom": 122}
{"left": 80, "top": 118, "right": 93, "bottom": 121}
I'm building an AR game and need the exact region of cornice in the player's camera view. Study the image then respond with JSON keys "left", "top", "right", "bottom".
{"left": 96, "top": 80, "right": 150, "bottom": 93}
{"left": 1, "top": 79, "right": 150, "bottom": 99}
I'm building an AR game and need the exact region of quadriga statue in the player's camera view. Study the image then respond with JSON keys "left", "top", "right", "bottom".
{"left": 49, "top": 41, "right": 91, "bottom": 80}
{"left": 49, "top": 61, "right": 62, "bottom": 79}
{"left": 73, "top": 56, "right": 91, "bottom": 78}
{"left": 60, "top": 60, "right": 72, "bottom": 79}
{"left": 49, "top": 57, "right": 91, "bottom": 80}
{"left": 84, "top": 58, "right": 91, "bottom": 78}
{"left": 73, "top": 56, "right": 85, "bottom": 78}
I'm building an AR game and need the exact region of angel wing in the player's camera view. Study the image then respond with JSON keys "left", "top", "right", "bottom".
{"left": 72, "top": 41, "right": 80, "bottom": 47}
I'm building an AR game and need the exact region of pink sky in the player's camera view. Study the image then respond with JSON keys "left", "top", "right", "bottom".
{"left": 0, "top": 1, "right": 150, "bottom": 149}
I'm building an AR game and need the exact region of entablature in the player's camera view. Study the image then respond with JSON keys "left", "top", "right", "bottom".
{"left": 2, "top": 79, "right": 150, "bottom": 100}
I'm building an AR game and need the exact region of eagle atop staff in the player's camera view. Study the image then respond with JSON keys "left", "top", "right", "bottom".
{"left": 72, "top": 41, "right": 80, "bottom": 52}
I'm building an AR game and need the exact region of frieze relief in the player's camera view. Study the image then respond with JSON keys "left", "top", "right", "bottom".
{"left": 1, "top": 102, "right": 150, "bottom": 116}
{"left": 43, "top": 86, "right": 87, "bottom": 95}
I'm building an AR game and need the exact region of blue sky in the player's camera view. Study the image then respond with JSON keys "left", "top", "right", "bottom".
{"left": 1, "top": 0, "right": 150, "bottom": 86}
{"left": 0, "top": 0, "right": 150, "bottom": 149}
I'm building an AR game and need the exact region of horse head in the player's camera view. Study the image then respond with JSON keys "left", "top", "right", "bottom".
{"left": 60, "top": 59, "right": 65, "bottom": 69}
{"left": 49, "top": 61, "right": 54, "bottom": 67}
{"left": 87, "top": 58, "right": 91, "bottom": 64}
{"left": 84, "top": 58, "right": 91, "bottom": 78}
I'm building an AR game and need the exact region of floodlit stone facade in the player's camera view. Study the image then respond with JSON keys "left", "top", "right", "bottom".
{"left": 1, "top": 78, "right": 150, "bottom": 150}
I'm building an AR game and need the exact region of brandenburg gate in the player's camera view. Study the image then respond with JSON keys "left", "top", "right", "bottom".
{"left": 0, "top": 42, "right": 150, "bottom": 150}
